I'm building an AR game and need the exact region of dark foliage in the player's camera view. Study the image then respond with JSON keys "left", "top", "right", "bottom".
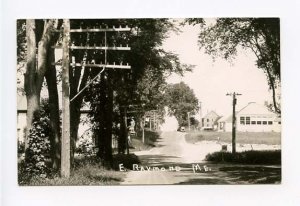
{"left": 18, "top": 99, "right": 56, "bottom": 184}
{"left": 112, "top": 154, "right": 140, "bottom": 170}
{"left": 205, "top": 150, "right": 281, "bottom": 165}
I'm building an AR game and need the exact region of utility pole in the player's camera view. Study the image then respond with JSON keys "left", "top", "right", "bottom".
{"left": 226, "top": 92, "right": 242, "bottom": 154}
{"left": 187, "top": 112, "right": 190, "bottom": 131}
{"left": 199, "top": 102, "right": 202, "bottom": 129}
{"left": 54, "top": 22, "right": 132, "bottom": 176}
{"left": 61, "top": 19, "right": 71, "bottom": 178}
{"left": 124, "top": 107, "right": 129, "bottom": 155}
{"left": 142, "top": 117, "right": 145, "bottom": 143}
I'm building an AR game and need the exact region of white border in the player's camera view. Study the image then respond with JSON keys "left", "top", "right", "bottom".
{"left": 1, "top": 0, "right": 300, "bottom": 206}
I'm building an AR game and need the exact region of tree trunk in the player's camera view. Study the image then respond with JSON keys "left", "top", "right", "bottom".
{"left": 69, "top": 64, "right": 91, "bottom": 164}
{"left": 97, "top": 74, "right": 106, "bottom": 159}
{"left": 103, "top": 71, "right": 114, "bottom": 166}
{"left": 24, "top": 19, "right": 58, "bottom": 150}
{"left": 118, "top": 109, "right": 126, "bottom": 154}
{"left": 70, "top": 101, "right": 81, "bottom": 165}
{"left": 25, "top": 94, "right": 40, "bottom": 149}
{"left": 45, "top": 48, "right": 61, "bottom": 170}
{"left": 265, "top": 66, "right": 280, "bottom": 114}
{"left": 24, "top": 19, "right": 38, "bottom": 150}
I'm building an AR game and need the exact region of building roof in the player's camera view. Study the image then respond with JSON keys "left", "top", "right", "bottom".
{"left": 203, "top": 110, "right": 220, "bottom": 119}
{"left": 237, "top": 102, "right": 276, "bottom": 116}
{"left": 218, "top": 115, "right": 232, "bottom": 123}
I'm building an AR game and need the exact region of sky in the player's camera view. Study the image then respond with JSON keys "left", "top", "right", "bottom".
{"left": 162, "top": 19, "right": 273, "bottom": 119}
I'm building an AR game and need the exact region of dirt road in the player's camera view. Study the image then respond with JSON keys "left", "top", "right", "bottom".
{"left": 121, "top": 131, "right": 281, "bottom": 185}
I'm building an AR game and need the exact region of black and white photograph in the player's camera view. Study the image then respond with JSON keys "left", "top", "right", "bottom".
{"left": 16, "top": 18, "right": 281, "bottom": 186}
{"left": 2, "top": 1, "right": 300, "bottom": 205}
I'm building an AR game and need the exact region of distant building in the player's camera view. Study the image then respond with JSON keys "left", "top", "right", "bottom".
{"left": 17, "top": 94, "right": 91, "bottom": 143}
{"left": 201, "top": 111, "right": 221, "bottom": 130}
{"left": 218, "top": 102, "right": 281, "bottom": 132}
{"left": 217, "top": 115, "right": 232, "bottom": 132}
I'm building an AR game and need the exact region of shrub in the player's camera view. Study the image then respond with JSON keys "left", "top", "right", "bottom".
{"left": 76, "top": 129, "right": 96, "bottom": 157}
{"left": 19, "top": 111, "right": 52, "bottom": 184}
{"left": 205, "top": 150, "right": 281, "bottom": 165}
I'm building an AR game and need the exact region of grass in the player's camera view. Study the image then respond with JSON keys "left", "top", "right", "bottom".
{"left": 205, "top": 150, "right": 281, "bottom": 165}
{"left": 19, "top": 130, "right": 161, "bottom": 186}
{"left": 130, "top": 129, "right": 161, "bottom": 152}
{"left": 28, "top": 166, "right": 124, "bottom": 186}
{"left": 19, "top": 156, "right": 125, "bottom": 186}
{"left": 185, "top": 131, "right": 281, "bottom": 145}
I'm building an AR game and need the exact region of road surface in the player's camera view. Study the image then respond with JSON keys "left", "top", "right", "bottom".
{"left": 121, "top": 131, "right": 281, "bottom": 185}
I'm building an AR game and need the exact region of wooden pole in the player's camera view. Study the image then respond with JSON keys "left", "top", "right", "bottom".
{"left": 232, "top": 93, "right": 236, "bottom": 154}
{"left": 61, "top": 19, "right": 71, "bottom": 178}
{"left": 187, "top": 112, "right": 191, "bottom": 131}
{"left": 226, "top": 92, "right": 241, "bottom": 154}
{"left": 142, "top": 118, "right": 145, "bottom": 143}
{"left": 153, "top": 112, "right": 156, "bottom": 130}
{"left": 124, "top": 107, "right": 129, "bottom": 155}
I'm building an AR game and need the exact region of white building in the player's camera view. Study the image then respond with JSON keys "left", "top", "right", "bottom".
{"left": 201, "top": 111, "right": 221, "bottom": 130}
{"left": 17, "top": 94, "right": 91, "bottom": 143}
{"left": 218, "top": 102, "right": 281, "bottom": 132}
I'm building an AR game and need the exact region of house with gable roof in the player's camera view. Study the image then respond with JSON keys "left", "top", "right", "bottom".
{"left": 201, "top": 110, "right": 221, "bottom": 130}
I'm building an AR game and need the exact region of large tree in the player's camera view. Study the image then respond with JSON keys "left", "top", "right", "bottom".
{"left": 164, "top": 82, "right": 199, "bottom": 126}
{"left": 23, "top": 19, "right": 62, "bottom": 169}
{"left": 187, "top": 18, "right": 281, "bottom": 114}
{"left": 83, "top": 19, "right": 192, "bottom": 164}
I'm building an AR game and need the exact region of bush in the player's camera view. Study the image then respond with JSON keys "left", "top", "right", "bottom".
{"left": 135, "top": 130, "right": 160, "bottom": 146}
{"left": 112, "top": 154, "right": 140, "bottom": 170}
{"left": 76, "top": 129, "right": 96, "bottom": 157}
{"left": 205, "top": 150, "right": 281, "bottom": 165}
{"left": 19, "top": 111, "right": 52, "bottom": 184}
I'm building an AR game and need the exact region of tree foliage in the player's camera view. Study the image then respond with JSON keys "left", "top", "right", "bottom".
{"left": 187, "top": 18, "right": 281, "bottom": 113}
{"left": 164, "top": 82, "right": 199, "bottom": 126}
{"left": 81, "top": 19, "right": 192, "bottom": 163}
{"left": 20, "top": 99, "right": 52, "bottom": 182}
{"left": 19, "top": 18, "right": 193, "bottom": 170}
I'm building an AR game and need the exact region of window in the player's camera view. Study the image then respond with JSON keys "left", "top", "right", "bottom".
{"left": 207, "top": 119, "right": 209, "bottom": 122}
{"left": 246, "top": 117, "right": 250, "bottom": 125}
{"left": 251, "top": 121, "right": 256, "bottom": 125}
{"left": 263, "top": 121, "right": 267, "bottom": 125}
{"left": 268, "top": 121, "right": 273, "bottom": 125}
{"left": 278, "top": 121, "right": 281, "bottom": 125}
{"left": 257, "top": 121, "right": 262, "bottom": 125}
{"left": 240, "top": 117, "right": 245, "bottom": 125}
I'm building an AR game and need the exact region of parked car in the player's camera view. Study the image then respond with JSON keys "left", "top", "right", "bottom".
{"left": 180, "top": 126, "right": 186, "bottom": 132}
